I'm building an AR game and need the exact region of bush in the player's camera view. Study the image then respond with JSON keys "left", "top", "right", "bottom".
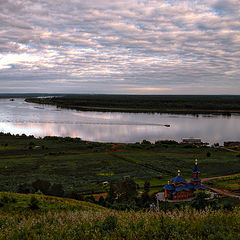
{"left": 32, "top": 179, "right": 51, "bottom": 194}
{"left": 190, "top": 191, "right": 210, "bottom": 210}
{"left": 143, "top": 180, "right": 150, "bottom": 193}
{"left": 141, "top": 140, "right": 151, "bottom": 145}
{"left": 0, "top": 194, "right": 16, "bottom": 203}
{"left": 28, "top": 197, "right": 40, "bottom": 210}
{"left": 98, "top": 196, "right": 105, "bottom": 206}
{"left": 69, "top": 191, "right": 85, "bottom": 201}
{"left": 85, "top": 195, "right": 95, "bottom": 203}
{"left": 48, "top": 184, "right": 64, "bottom": 197}
{"left": 206, "top": 152, "right": 211, "bottom": 157}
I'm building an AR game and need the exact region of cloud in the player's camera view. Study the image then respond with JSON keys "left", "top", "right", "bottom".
{"left": 0, "top": 0, "right": 239, "bottom": 94}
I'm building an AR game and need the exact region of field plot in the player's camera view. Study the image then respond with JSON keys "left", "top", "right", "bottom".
{"left": 205, "top": 174, "right": 240, "bottom": 195}
{"left": 0, "top": 133, "right": 240, "bottom": 195}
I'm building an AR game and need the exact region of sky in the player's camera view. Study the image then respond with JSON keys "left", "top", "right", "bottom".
{"left": 0, "top": 0, "right": 239, "bottom": 94}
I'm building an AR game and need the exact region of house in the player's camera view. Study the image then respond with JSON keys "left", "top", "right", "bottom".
{"left": 163, "top": 159, "right": 206, "bottom": 200}
{"left": 224, "top": 141, "right": 240, "bottom": 148}
{"left": 182, "top": 138, "right": 202, "bottom": 144}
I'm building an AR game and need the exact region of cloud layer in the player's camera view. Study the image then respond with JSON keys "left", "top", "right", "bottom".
{"left": 0, "top": 0, "right": 239, "bottom": 94}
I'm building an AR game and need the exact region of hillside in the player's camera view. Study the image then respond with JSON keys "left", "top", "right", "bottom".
{"left": 0, "top": 192, "right": 239, "bottom": 239}
{"left": 1, "top": 133, "right": 240, "bottom": 197}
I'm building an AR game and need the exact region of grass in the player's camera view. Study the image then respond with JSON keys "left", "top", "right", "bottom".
{"left": 0, "top": 133, "right": 239, "bottom": 196}
{"left": 0, "top": 192, "right": 104, "bottom": 213}
{"left": 0, "top": 192, "right": 239, "bottom": 239}
{"left": 206, "top": 174, "right": 240, "bottom": 194}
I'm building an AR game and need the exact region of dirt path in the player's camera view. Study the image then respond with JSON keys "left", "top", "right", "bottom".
{"left": 202, "top": 173, "right": 240, "bottom": 182}
{"left": 202, "top": 173, "right": 240, "bottom": 198}
{"left": 220, "top": 147, "right": 240, "bottom": 153}
{"left": 204, "top": 185, "right": 240, "bottom": 198}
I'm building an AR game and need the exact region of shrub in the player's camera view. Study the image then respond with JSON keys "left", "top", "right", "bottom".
{"left": 28, "top": 197, "right": 40, "bottom": 210}
{"left": 98, "top": 196, "right": 105, "bottom": 206}
{"left": 190, "top": 191, "right": 210, "bottom": 210}
{"left": 85, "top": 195, "right": 95, "bottom": 203}
{"left": 143, "top": 180, "right": 150, "bottom": 193}
{"left": 141, "top": 140, "right": 151, "bottom": 144}
{"left": 48, "top": 183, "right": 64, "bottom": 197}
{"left": 32, "top": 179, "right": 51, "bottom": 194}
{"left": 206, "top": 152, "right": 211, "bottom": 157}
{"left": 0, "top": 194, "right": 16, "bottom": 203}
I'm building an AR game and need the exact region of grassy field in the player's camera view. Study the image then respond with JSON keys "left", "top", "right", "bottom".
{"left": 0, "top": 192, "right": 239, "bottom": 240}
{"left": 0, "top": 133, "right": 239, "bottom": 196}
{"left": 206, "top": 174, "right": 240, "bottom": 194}
{"left": 25, "top": 95, "right": 240, "bottom": 114}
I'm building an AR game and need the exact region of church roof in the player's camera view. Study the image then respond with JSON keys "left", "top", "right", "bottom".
{"left": 194, "top": 184, "right": 207, "bottom": 190}
{"left": 164, "top": 183, "right": 175, "bottom": 191}
{"left": 186, "top": 182, "right": 194, "bottom": 189}
{"left": 175, "top": 186, "right": 189, "bottom": 192}
{"left": 190, "top": 178, "right": 201, "bottom": 182}
{"left": 171, "top": 175, "right": 187, "bottom": 184}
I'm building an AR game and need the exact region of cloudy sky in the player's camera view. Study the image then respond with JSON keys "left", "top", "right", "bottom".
{"left": 0, "top": 0, "right": 239, "bottom": 94}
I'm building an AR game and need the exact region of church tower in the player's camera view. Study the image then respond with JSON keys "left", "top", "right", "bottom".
{"left": 191, "top": 159, "right": 201, "bottom": 185}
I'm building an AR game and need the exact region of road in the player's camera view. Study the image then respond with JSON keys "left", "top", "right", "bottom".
{"left": 202, "top": 173, "right": 240, "bottom": 198}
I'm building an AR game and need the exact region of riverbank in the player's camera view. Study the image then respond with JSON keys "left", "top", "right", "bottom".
{"left": 25, "top": 95, "right": 240, "bottom": 114}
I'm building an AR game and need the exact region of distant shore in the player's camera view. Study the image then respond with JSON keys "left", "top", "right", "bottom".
{"left": 25, "top": 95, "right": 240, "bottom": 114}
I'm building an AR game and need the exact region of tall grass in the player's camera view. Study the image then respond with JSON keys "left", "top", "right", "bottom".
{"left": 1, "top": 207, "right": 239, "bottom": 239}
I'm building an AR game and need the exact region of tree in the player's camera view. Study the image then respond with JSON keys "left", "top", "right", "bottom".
{"left": 206, "top": 152, "right": 211, "bottom": 157}
{"left": 49, "top": 183, "right": 64, "bottom": 197}
{"left": 32, "top": 179, "right": 51, "bottom": 194}
{"left": 190, "top": 191, "right": 210, "bottom": 210}
{"left": 108, "top": 178, "right": 137, "bottom": 203}
{"left": 143, "top": 180, "right": 150, "bottom": 193}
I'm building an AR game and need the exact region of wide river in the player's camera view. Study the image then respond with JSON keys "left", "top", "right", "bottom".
{"left": 0, "top": 98, "right": 239, "bottom": 145}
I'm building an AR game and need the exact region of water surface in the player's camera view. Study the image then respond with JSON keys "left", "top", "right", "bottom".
{"left": 0, "top": 98, "right": 239, "bottom": 144}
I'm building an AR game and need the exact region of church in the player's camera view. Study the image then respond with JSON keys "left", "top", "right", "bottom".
{"left": 163, "top": 159, "right": 206, "bottom": 200}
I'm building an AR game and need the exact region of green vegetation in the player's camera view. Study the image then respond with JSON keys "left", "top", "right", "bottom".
{"left": 0, "top": 132, "right": 239, "bottom": 238}
{"left": 26, "top": 95, "right": 240, "bottom": 114}
{"left": 206, "top": 174, "right": 240, "bottom": 194}
{"left": 0, "top": 132, "right": 239, "bottom": 198}
{"left": 0, "top": 192, "right": 239, "bottom": 239}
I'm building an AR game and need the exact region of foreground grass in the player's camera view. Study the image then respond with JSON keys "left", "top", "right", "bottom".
{"left": 0, "top": 192, "right": 239, "bottom": 240}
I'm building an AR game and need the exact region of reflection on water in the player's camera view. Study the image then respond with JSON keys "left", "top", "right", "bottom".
{"left": 0, "top": 99, "right": 239, "bottom": 144}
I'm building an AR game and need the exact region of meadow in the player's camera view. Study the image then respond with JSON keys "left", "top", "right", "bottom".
{"left": 0, "top": 192, "right": 239, "bottom": 240}
{"left": 0, "top": 133, "right": 239, "bottom": 196}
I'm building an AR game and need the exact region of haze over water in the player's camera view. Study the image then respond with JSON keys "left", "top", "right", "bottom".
{"left": 0, "top": 98, "right": 239, "bottom": 145}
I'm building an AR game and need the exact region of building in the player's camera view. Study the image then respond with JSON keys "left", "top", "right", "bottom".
{"left": 224, "top": 141, "right": 240, "bottom": 148}
{"left": 182, "top": 138, "right": 202, "bottom": 144}
{"left": 163, "top": 159, "right": 206, "bottom": 200}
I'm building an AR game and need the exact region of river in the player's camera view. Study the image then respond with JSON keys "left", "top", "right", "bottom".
{"left": 0, "top": 98, "right": 239, "bottom": 144}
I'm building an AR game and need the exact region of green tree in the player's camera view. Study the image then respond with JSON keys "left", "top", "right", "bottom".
{"left": 32, "top": 179, "right": 51, "bottom": 194}
{"left": 191, "top": 191, "right": 210, "bottom": 210}
{"left": 108, "top": 178, "right": 137, "bottom": 203}
{"left": 143, "top": 180, "right": 150, "bottom": 193}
